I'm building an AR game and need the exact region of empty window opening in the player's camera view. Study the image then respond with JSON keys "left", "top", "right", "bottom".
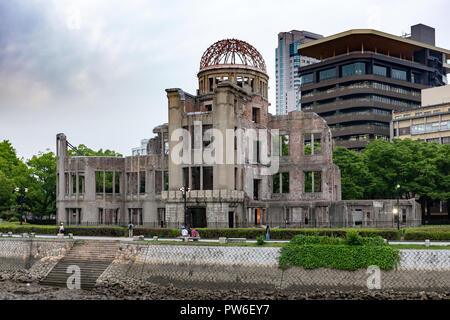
{"left": 304, "top": 134, "right": 312, "bottom": 155}
{"left": 163, "top": 171, "right": 169, "bottom": 191}
{"left": 182, "top": 167, "right": 189, "bottom": 188}
{"left": 191, "top": 166, "right": 201, "bottom": 190}
{"left": 114, "top": 173, "right": 120, "bottom": 194}
{"left": 209, "top": 78, "right": 214, "bottom": 92}
{"left": 158, "top": 208, "right": 166, "bottom": 227}
{"left": 95, "top": 171, "right": 104, "bottom": 193}
{"left": 304, "top": 171, "right": 322, "bottom": 193}
{"left": 234, "top": 167, "right": 238, "bottom": 190}
{"left": 71, "top": 174, "right": 77, "bottom": 194}
{"left": 281, "top": 135, "right": 289, "bottom": 156}
{"left": 237, "top": 76, "right": 243, "bottom": 87}
{"left": 155, "top": 171, "right": 162, "bottom": 194}
{"left": 203, "top": 166, "right": 213, "bottom": 190}
{"left": 304, "top": 133, "right": 322, "bottom": 155}
{"left": 352, "top": 209, "right": 363, "bottom": 226}
{"left": 314, "top": 172, "right": 322, "bottom": 192}
{"left": 253, "top": 179, "right": 260, "bottom": 200}
{"left": 273, "top": 172, "right": 289, "bottom": 193}
{"left": 128, "top": 208, "right": 142, "bottom": 225}
{"left": 282, "top": 172, "right": 290, "bottom": 193}
{"left": 139, "top": 171, "right": 146, "bottom": 194}
{"left": 78, "top": 174, "right": 85, "bottom": 194}
{"left": 164, "top": 141, "right": 169, "bottom": 155}
{"left": 252, "top": 107, "right": 260, "bottom": 123}
{"left": 105, "top": 172, "right": 113, "bottom": 194}
{"left": 203, "top": 124, "right": 213, "bottom": 149}
{"left": 65, "top": 173, "right": 69, "bottom": 195}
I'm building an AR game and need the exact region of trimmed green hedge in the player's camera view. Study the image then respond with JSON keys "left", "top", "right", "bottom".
{"left": 403, "top": 229, "right": 450, "bottom": 241}
{"left": 279, "top": 233, "right": 399, "bottom": 270}
{"left": 196, "top": 228, "right": 400, "bottom": 240}
{"left": 0, "top": 223, "right": 401, "bottom": 240}
{"left": 279, "top": 244, "right": 399, "bottom": 270}
{"left": 133, "top": 227, "right": 180, "bottom": 238}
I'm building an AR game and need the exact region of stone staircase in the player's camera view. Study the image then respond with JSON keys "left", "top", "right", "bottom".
{"left": 41, "top": 240, "right": 119, "bottom": 290}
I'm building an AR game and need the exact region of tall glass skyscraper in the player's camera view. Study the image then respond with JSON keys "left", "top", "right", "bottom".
{"left": 275, "top": 30, "right": 323, "bottom": 115}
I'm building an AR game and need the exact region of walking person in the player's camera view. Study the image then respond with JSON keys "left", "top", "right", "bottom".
{"left": 128, "top": 222, "right": 134, "bottom": 238}
{"left": 265, "top": 225, "right": 270, "bottom": 241}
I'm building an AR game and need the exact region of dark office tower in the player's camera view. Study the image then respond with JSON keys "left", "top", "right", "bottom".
{"left": 297, "top": 25, "right": 450, "bottom": 150}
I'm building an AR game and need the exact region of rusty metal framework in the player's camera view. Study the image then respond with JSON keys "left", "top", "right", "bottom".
{"left": 199, "top": 39, "right": 267, "bottom": 74}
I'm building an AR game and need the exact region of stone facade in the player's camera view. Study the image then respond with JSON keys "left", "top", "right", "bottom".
{"left": 56, "top": 39, "right": 421, "bottom": 228}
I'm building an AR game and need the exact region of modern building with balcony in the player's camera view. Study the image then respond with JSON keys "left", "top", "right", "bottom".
{"left": 297, "top": 24, "right": 450, "bottom": 150}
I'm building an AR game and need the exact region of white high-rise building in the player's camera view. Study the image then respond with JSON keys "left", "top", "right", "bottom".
{"left": 275, "top": 30, "right": 323, "bottom": 115}
{"left": 131, "top": 139, "right": 150, "bottom": 156}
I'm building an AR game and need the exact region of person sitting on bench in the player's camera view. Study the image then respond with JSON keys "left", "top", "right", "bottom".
{"left": 181, "top": 226, "right": 189, "bottom": 237}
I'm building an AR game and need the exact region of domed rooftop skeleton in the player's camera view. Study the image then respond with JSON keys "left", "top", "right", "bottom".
{"left": 199, "top": 39, "right": 267, "bottom": 74}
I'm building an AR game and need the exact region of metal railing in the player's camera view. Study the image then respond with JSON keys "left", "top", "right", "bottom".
{"left": 56, "top": 219, "right": 449, "bottom": 229}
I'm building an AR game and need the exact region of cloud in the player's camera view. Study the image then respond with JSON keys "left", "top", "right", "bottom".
{"left": 0, "top": 0, "right": 449, "bottom": 161}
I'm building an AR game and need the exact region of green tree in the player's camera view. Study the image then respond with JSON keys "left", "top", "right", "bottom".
{"left": 26, "top": 151, "right": 57, "bottom": 218}
{"left": 333, "top": 146, "right": 369, "bottom": 200}
{"left": 68, "top": 144, "right": 123, "bottom": 157}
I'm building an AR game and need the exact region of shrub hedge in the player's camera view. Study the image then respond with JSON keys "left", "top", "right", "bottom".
{"left": 279, "top": 244, "right": 399, "bottom": 270}
{"left": 403, "top": 229, "right": 450, "bottom": 241}
{"left": 280, "top": 232, "right": 398, "bottom": 270}
{"left": 195, "top": 228, "right": 400, "bottom": 240}
{"left": 0, "top": 223, "right": 402, "bottom": 240}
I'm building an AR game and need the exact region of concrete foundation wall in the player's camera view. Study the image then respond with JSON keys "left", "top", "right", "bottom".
{"left": 98, "top": 242, "right": 450, "bottom": 292}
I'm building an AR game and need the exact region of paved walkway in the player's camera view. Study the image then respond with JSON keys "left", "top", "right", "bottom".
{"left": 1, "top": 233, "right": 449, "bottom": 246}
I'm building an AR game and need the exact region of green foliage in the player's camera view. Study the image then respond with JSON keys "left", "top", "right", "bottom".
{"left": 26, "top": 151, "right": 56, "bottom": 218}
{"left": 68, "top": 144, "right": 123, "bottom": 157}
{"left": 188, "top": 228, "right": 400, "bottom": 240}
{"left": 279, "top": 244, "right": 399, "bottom": 270}
{"left": 333, "top": 146, "right": 368, "bottom": 199}
{"left": 0, "top": 140, "right": 123, "bottom": 220}
{"left": 280, "top": 232, "right": 398, "bottom": 270}
{"left": 290, "top": 234, "right": 343, "bottom": 246}
{"left": 133, "top": 227, "right": 180, "bottom": 238}
{"left": 403, "top": 229, "right": 450, "bottom": 241}
{"left": 333, "top": 139, "right": 450, "bottom": 206}
{"left": 345, "top": 229, "right": 363, "bottom": 245}
{"left": 256, "top": 235, "right": 265, "bottom": 245}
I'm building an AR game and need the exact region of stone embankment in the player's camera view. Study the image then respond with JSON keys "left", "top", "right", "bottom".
{"left": 1, "top": 238, "right": 450, "bottom": 300}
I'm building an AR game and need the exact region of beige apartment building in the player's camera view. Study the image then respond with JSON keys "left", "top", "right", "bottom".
{"left": 391, "top": 85, "right": 450, "bottom": 144}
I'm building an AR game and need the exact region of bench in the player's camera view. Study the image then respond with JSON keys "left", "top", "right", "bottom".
{"left": 177, "top": 236, "right": 200, "bottom": 242}
{"left": 226, "top": 238, "right": 247, "bottom": 243}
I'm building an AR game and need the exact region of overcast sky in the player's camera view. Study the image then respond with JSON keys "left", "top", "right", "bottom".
{"left": 1, "top": 0, "right": 449, "bottom": 160}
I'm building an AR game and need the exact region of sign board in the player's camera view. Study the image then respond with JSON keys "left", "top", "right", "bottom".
{"left": 373, "top": 201, "right": 384, "bottom": 208}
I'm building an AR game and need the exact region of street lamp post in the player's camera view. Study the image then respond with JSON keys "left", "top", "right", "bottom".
{"left": 392, "top": 184, "right": 400, "bottom": 230}
{"left": 14, "top": 187, "right": 28, "bottom": 225}
{"left": 180, "top": 185, "right": 191, "bottom": 228}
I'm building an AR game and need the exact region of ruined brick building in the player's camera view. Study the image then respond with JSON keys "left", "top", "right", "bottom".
{"left": 56, "top": 39, "right": 421, "bottom": 228}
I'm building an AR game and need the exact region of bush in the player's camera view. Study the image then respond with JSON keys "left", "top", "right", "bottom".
{"left": 345, "top": 230, "right": 363, "bottom": 246}
{"left": 279, "top": 244, "right": 399, "bottom": 271}
{"left": 9, "top": 217, "right": 19, "bottom": 222}
{"left": 133, "top": 227, "right": 180, "bottom": 238}
{"left": 290, "top": 234, "right": 343, "bottom": 246}
{"left": 256, "top": 235, "right": 265, "bottom": 245}
{"left": 279, "top": 232, "right": 396, "bottom": 270}
{"left": 403, "top": 229, "right": 450, "bottom": 241}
